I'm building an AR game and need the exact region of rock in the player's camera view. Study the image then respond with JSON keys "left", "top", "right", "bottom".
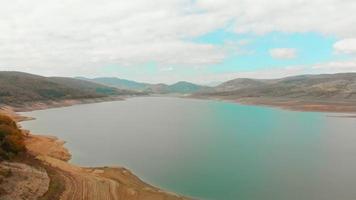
{"left": 0, "top": 162, "right": 50, "bottom": 200}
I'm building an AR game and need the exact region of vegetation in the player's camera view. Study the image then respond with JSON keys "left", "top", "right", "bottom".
{"left": 0, "top": 71, "right": 141, "bottom": 106}
{"left": 199, "top": 73, "right": 356, "bottom": 101}
{"left": 0, "top": 114, "right": 26, "bottom": 160}
{"left": 165, "top": 81, "right": 211, "bottom": 94}
{"left": 80, "top": 77, "right": 149, "bottom": 91}
{"left": 82, "top": 77, "right": 210, "bottom": 94}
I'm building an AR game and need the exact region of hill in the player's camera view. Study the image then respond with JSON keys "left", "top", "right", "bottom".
{"left": 79, "top": 77, "right": 149, "bottom": 91}
{"left": 193, "top": 73, "right": 356, "bottom": 112}
{"left": 49, "top": 77, "right": 134, "bottom": 96}
{"left": 83, "top": 77, "right": 210, "bottom": 94}
{"left": 165, "top": 81, "right": 211, "bottom": 94}
{"left": 0, "top": 71, "right": 138, "bottom": 106}
{"left": 214, "top": 78, "right": 268, "bottom": 92}
{"left": 206, "top": 73, "right": 356, "bottom": 101}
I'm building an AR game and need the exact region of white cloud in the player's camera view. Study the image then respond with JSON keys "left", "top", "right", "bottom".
{"left": 149, "top": 66, "right": 306, "bottom": 84}
{"left": 159, "top": 67, "right": 174, "bottom": 72}
{"left": 189, "top": 66, "right": 305, "bottom": 85}
{"left": 196, "top": 0, "right": 356, "bottom": 37}
{"left": 0, "top": 0, "right": 227, "bottom": 76}
{"left": 1, "top": 0, "right": 356, "bottom": 79}
{"left": 206, "top": 66, "right": 305, "bottom": 82}
{"left": 312, "top": 60, "right": 356, "bottom": 72}
{"left": 269, "top": 48, "right": 297, "bottom": 59}
{"left": 333, "top": 38, "right": 356, "bottom": 54}
{"left": 191, "top": 60, "right": 356, "bottom": 84}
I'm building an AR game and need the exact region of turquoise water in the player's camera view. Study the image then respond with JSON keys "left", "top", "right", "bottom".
{"left": 21, "top": 97, "right": 356, "bottom": 200}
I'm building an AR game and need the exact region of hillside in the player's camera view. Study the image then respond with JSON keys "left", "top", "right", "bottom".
{"left": 83, "top": 77, "right": 210, "bottom": 94}
{"left": 79, "top": 77, "right": 149, "bottom": 91}
{"left": 194, "top": 73, "right": 356, "bottom": 112}
{"left": 214, "top": 78, "right": 268, "bottom": 92}
{"left": 207, "top": 73, "right": 356, "bottom": 101}
{"left": 165, "top": 81, "right": 211, "bottom": 94}
{"left": 0, "top": 71, "right": 138, "bottom": 106}
{"left": 49, "top": 77, "right": 134, "bottom": 96}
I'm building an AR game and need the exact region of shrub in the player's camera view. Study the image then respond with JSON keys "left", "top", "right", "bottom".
{"left": 0, "top": 114, "right": 17, "bottom": 129}
{"left": 0, "top": 114, "right": 25, "bottom": 159}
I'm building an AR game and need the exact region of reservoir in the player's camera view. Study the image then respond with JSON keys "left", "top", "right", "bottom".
{"left": 21, "top": 97, "right": 356, "bottom": 200}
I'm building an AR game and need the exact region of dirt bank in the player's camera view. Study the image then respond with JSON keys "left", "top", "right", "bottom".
{"left": 191, "top": 96, "right": 356, "bottom": 114}
{"left": 236, "top": 97, "right": 356, "bottom": 113}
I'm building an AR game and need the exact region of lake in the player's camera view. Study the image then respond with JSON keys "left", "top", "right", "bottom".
{"left": 20, "top": 97, "right": 356, "bottom": 200}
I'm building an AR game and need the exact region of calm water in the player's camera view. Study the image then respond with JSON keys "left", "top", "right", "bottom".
{"left": 20, "top": 97, "right": 356, "bottom": 200}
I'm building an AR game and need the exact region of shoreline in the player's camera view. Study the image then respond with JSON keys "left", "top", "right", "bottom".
{"left": 236, "top": 98, "right": 356, "bottom": 114}
{"left": 24, "top": 134, "right": 188, "bottom": 200}
{"left": 6, "top": 96, "right": 128, "bottom": 112}
{"left": 5, "top": 94, "right": 356, "bottom": 117}
{"left": 0, "top": 97, "right": 190, "bottom": 200}
{"left": 190, "top": 95, "right": 356, "bottom": 115}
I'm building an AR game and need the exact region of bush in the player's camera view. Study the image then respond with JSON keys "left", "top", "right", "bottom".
{"left": 0, "top": 114, "right": 25, "bottom": 159}
{"left": 0, "top": 115, "right": 17, "bottom": 129}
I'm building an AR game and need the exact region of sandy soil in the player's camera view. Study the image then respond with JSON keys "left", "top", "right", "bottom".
{"left": 0, "top": 106, "right": 33, "bottom": 121}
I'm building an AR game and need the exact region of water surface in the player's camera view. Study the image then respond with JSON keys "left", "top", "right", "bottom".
{"left": 21, "top": 97, "right": 356, "bottom": 200}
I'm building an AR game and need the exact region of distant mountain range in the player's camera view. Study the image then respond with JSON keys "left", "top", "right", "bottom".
{"left": 79, "top": 77, "right": 211, "bottom": 94}
{"left": 0, "top": 71, "right": 140, "bottom": 106}
{"left": 198, "top": 73, "right": 356, "bottom": 102}
{"left": 2, "top": 71, "right": 356, "bottom": 108}
{"left": 78, "top": 77, "right": 148, "bottom": 91}
{"left": 81, "top": 73, "right": 356, "bottom": 102}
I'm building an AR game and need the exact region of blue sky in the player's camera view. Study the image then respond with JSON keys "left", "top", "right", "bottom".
{"left": 104, "top": 30, "right": 353, "bottom": 84}
{"left": 194, "top": 30, "right": 344, "bottom": 72}
{"left": 1, "top": 0, "right": 356, "bottom": 84}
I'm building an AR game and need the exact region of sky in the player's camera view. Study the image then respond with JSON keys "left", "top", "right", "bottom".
{"left": 1, "top": 0, "right": 356, "bottom": 84}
